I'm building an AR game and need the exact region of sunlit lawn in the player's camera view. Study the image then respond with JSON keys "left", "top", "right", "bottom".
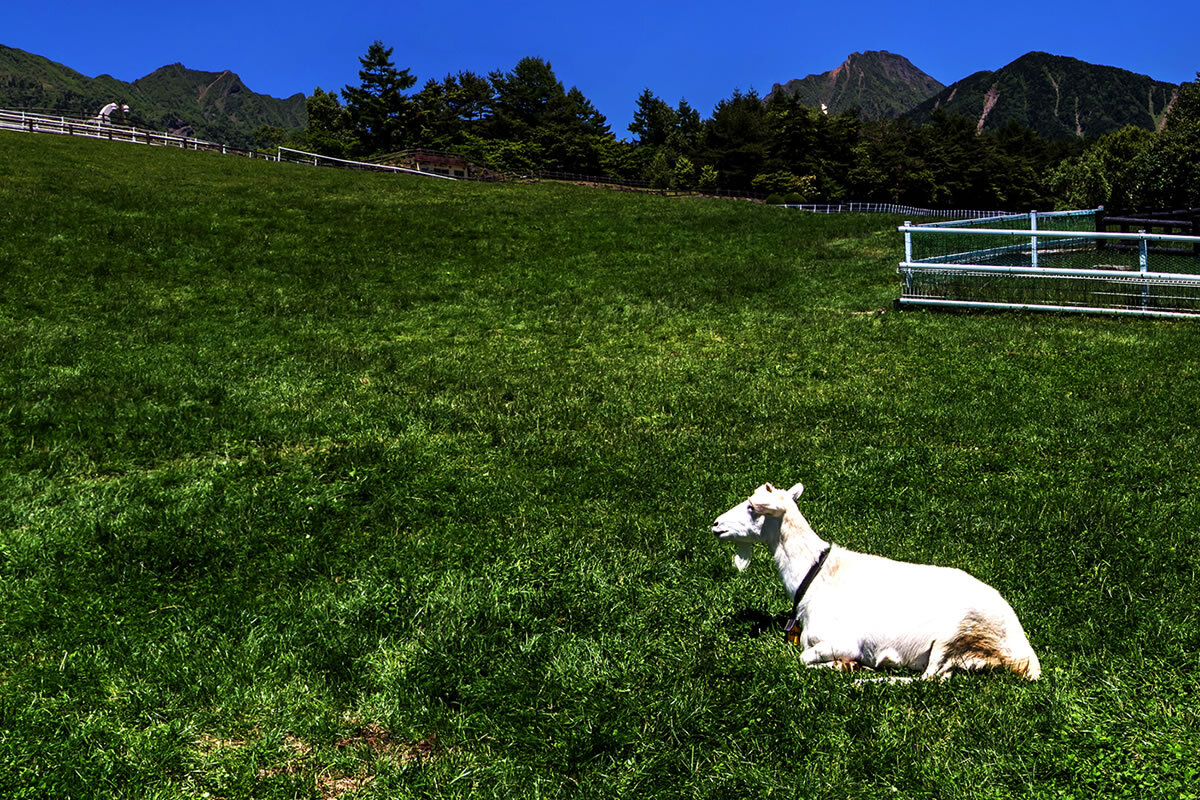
{"left": 1, "top": 131, "right": 1198, "bottom": 799}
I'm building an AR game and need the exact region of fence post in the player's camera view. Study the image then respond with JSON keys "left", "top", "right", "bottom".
{"left": 902, "top": 221, "right": 916, "bottom": 296}
{"left": 1030, "top": 209, "right": 1039, "bottom": 268}
{"left": 1139, "top": 230, "right": 1149, "bottom": 309}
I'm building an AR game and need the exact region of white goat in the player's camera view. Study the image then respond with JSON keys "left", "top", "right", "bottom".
{"left": 95, "top": 102, "right": 130, "bottom": 124}
{"left": 712, "top": 482, "right": 1040, "bottom": 680}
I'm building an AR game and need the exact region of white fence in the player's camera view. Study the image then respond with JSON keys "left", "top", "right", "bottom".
{"left": 784, "top": 202, "right": 1009, "bottom": 219}
{"left": 898, "top": 209, "right": 1200, "bottom": 318}
{"left": 275, "top": 147, "right": 454, "bottom": 179}
{"left": 0, "top": 108, "right": 278, "bottom": 158}
{"left": 0, "top": 109, "right": 456, "bottom": 179}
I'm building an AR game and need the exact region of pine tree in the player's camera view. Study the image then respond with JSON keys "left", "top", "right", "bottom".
{"left": 341, "top": 41, "right": 418, "bottom": 156}
{"left": 486, "top": 57, "right": 609, "bottom": 173}
{"left": 628, "top": 89, "right": 675, "bottom": 148}
{"left": 701, "top": 90, "right": 770, "bottom": 191}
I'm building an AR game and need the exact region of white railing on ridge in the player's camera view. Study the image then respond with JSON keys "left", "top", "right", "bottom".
{"left": 0, "top": 108, "right": 456, "bottom": 179}
{"left": 275, "top": 146, "right": 454, "bottom": 179}
{"left": 0, "top": 107, "right": 274, "bottom": 157}
{"left": 782, "top": 202, "right": 1010, "bottom": 219}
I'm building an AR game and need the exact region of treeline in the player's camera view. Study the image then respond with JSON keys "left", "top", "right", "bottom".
{"left": 1049, "top": 75, "right": 1200, "bottom": 213}
{"left": 626, "top": 89, "right": 1077, "bottom": 208}
{"left": 265, "top": 42, "right": 615, "bottom": 177}
{"left": 265, "top": 43, "right": 1199, "bottom": 212}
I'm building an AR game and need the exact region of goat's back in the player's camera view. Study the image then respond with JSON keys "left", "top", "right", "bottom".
{"left": 802, "top": 547, "right": 1039, "bottom": 678}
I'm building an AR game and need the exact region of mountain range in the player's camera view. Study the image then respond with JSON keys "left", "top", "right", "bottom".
{"left": 769, "top": 50, "right": 945, "bottom": 120}
{"left": 771, "top": 50, "right": 1185, "bottom": 140}
{"left": 0, "top": 44, "right": 305, "bottom": 149}
{"left": 0, "top": 43, "right": 1191, "bottom": 146}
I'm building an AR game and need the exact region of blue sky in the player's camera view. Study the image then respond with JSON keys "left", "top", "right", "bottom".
{"left": 8, "top": 0, "right": 1198, "bottom": 137}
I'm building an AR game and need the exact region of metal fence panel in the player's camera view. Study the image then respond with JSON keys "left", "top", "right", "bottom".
{"left": 897, "top": 210, "right": 1200, "bottom": 318}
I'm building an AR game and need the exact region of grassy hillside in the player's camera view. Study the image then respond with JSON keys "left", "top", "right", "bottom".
{"left": 1, "top": 131, "right": 1198, "bottom": 799}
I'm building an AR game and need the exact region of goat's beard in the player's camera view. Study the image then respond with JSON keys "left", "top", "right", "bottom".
{"left": 733, "top": 543, "right": 753, "bottom": 571}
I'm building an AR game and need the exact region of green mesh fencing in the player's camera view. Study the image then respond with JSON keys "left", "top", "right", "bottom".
{"left": 898, "top": 210, "right": 1200, "bottom": 317}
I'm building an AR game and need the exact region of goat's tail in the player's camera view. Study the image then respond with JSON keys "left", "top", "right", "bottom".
{"left": 944, "top": 611, "right": 1042, "bottom": 681}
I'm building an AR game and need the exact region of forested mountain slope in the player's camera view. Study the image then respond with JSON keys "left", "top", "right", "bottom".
{"left": 769, "top": 50, "right": 945, "bottom": 120}
{"left": 0, "top": 44, "right": 305, "bottom": 148}
{"left": 906, "top": 51, "right": 1178, "bottom": 139}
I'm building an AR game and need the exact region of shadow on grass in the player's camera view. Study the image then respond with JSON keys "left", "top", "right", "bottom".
{"left": 729, "top": 607, "right": 791, "bottom": 639}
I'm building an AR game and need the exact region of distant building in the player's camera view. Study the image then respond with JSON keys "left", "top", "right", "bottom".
{"left": 375, "top": 149, "right": 500, "bottom": 180}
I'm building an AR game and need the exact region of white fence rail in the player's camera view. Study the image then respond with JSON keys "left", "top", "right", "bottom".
{"left": 784, "top": 202, "right": 1009, "bottom": 219}
{"left": 0, "top": 109, "right": 456, "bottom": 179}
{"left": 275, "top": 147, "right": 454, "bottom": 179}
{"left": 0, "top": 108, "right": 277, "bottom": 158}
{"left": 898, "top": 210, "right": 1200, "bottom": 318}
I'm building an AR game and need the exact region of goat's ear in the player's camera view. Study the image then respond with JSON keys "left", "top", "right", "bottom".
{"left": 787, "top": 482, "right": 805, "bottom": 501}
{"left": 750, "top": 483, "right": 789, "bottom": 516}
{"left": 733, "top": 543, "right": 753, "bottom": 571}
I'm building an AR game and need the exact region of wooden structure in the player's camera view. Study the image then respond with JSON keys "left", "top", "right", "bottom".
{"left": 374, "top": 149, "right": 504, "bottom": 181}
{"left": 1096, "top": 207, "right": 1200, "bottom": 256}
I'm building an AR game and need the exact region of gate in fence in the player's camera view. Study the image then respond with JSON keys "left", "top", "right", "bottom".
{"left": 897, "top": 209, "right": 1200, "bottom": 318}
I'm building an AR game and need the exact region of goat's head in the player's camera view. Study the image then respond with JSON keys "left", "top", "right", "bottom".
{"left": 712, "top": 482, "right": 804, "bottom": 570}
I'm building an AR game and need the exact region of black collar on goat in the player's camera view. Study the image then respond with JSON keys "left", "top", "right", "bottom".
{"left": 783, "top": 545, "right": 831, "bottom": 644}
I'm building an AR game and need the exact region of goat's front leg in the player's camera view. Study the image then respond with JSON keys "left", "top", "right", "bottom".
{"left": 799, "top": 639, "right": 864, "bottom": 670}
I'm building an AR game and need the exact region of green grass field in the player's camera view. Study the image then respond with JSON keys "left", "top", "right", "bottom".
{"left": 1, "top": 132, "right": 1198, "bottom": 799}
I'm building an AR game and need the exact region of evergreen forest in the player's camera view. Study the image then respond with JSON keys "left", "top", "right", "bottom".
{"left": 277, "top": 42, "right": 1200, "bottom": 212}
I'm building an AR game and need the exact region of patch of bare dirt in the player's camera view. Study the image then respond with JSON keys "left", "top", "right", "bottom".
{"left": 316, "top": 773, "right": 375, "bottom": 799}
{"left": 977, "top": 85, "right": 1000, "bottom": 134}
{"left": 337, "top": 723, "right": 444, "bottom": 765}
{"left": 195, "top": 733, "right": 250, "bottom": 753}
{"left": 253, "top": 726, "right": 449, "bottom": 799}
